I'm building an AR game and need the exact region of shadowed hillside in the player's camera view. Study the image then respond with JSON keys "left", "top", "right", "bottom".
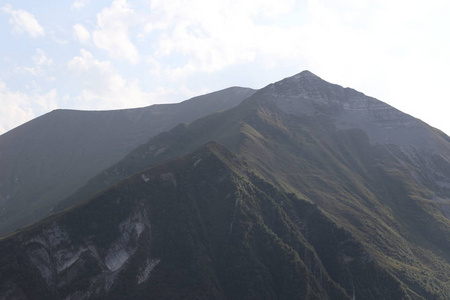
{"left": 0, "top": 87, "right": 255, "bottom": 236}
{"left": 0, "top": 142, "right": 414, "bottom": 299}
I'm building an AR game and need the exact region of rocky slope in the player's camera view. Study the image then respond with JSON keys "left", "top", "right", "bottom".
{"left": 0, "top": 142, "right": 415, "bottom": 300}
{"left": 258, "top": 71, "right": 450, "bottom": 195}
{"left": 0, "top": 87, "right": 255, "bottom": 236}
{"left": 57, "top": 71, "right": 450, "bottom": 298}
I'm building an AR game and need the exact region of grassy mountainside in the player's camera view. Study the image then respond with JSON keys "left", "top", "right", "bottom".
{"left": 0, "top": 87, "right": 255, "bottom": 236}
{"left": 0, "top": 142, "right": 416, "bottom": 299}
{"left": 58, "top": 72, "right": 450, "bottom": 298}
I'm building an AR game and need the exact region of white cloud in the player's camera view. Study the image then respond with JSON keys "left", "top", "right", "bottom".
{"left": 68, "top": 49, "right": 152, "bottom": 109}
{"left": 1, "top": 4, "right": 44, "bottom": 38}
{"left": 15, "top": 48, "right": 53, "bottom": 78}
{"left": 33, "top": 49, "right": 53, "bottom": 66}
{"left": 73, "top": 24, "right": 91, "bottom": 44}
{"left": 0, "top": 81, "right": 58, "bottom": 134}
{"left": 144, "top": 0, "right": 303, "bottom": 79}
{"left": 71, "top": 0, "right": 91, "bottom": 10}
{"left": 92, "top": 0, "right": 139, "bottom": 64}
{"left": 0, "top": 81, "right": 34, "bottom": 134}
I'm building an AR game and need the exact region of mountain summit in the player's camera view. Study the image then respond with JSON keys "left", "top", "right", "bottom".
{"left": 1, "top": 71, "right": 450, "bottom": 299}
{"left": 257, "top": 71, "right": 435, "bottom": 147}
{"left": 261, "top": 70, "right": 356, "bottom": 103}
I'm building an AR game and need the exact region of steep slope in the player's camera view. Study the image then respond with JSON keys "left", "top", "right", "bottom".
{"left": 60, "top": 71, "right": 450, "bottom": 298}
{"left": 0, "top": 87, "right": 255, "bottom": 236}
{"left": 0, "top": 142, "right": 415, "bottom": 299}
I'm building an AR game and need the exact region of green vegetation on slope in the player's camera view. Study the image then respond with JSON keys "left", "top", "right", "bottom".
{"left": 0, "top": 142, "right": 418, "bottom": 299}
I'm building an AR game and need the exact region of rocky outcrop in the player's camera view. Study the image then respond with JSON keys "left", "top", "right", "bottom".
{"left": 0, "top": 198, "right": 156, "bottom": 300}
{"left": 259, "top": 71, "right": 450, "bottom": 197}
{"left": 260, "top": 71, "right": 438, "bottom": 147}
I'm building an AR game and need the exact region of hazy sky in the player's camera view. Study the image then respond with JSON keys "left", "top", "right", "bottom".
{"left": 1, "top": 0, "right": 449, "bottom": 135}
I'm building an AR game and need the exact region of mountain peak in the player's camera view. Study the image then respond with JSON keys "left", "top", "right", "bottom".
{"left": 259, "top": 69, "right": 336, "bottom": 102}
{"left": 277, "top": 70, "right": 324, "bottom": 86}
{"left": 254, "top": 70, "right": 432, "bottom": 147}
{"left": 291, "top": 70, "right": 320, "bottom": 80}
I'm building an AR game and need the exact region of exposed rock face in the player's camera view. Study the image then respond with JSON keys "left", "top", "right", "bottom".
{"left": 259, "top": 71, "right": 450, "bottom": 196}
{"left": 261, "top": 71, "right": 438, "bottom": 147}
{"left": 0, "top": 197, "right": 155, "bottom": 300}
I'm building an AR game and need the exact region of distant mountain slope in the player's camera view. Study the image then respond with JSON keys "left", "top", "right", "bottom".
{"left": 0, "top": 87, "right": 255, "bottom": 236}
{"left": 0, "top": 142, "right": 415, "bottom": 300}
{"left": 60, "top": 71, "right": 450, "bottom": 298}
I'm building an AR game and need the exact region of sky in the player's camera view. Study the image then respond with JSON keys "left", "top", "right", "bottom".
{"left": 0, "top": 0, "right": 449, "bottom": 135}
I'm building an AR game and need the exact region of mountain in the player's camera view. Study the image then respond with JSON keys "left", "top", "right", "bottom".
{"left": 0, "top": 142, "right": 416, "bottom": 299}
{"left": 55, "top": 71, "right": 450, "bottom": 298}
{"left": 0, "top": 87, "right": 255, "bottom": 236}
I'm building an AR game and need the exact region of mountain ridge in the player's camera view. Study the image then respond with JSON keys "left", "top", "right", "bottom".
{"left": 255, "top": 71, "right": 443, "bottom": 148}
{"left": 1, "top": 71, "right": 450, "bottom": 298}
{"left": 60, "top": 71, "right": 450, "bottom": 208}
{"left": 54, "top": 71, "right": 450, "bottom": 298}
{"left": 0, "top": 86, "right": 255, "bottom": 236}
